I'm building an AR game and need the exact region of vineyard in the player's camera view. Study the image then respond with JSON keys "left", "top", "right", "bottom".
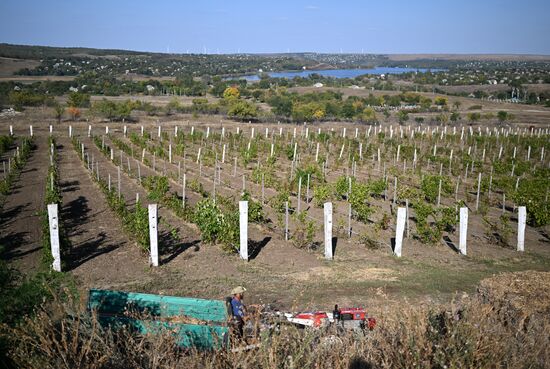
{"left": 1, "top": 120, "right": 550, "bottom": 310}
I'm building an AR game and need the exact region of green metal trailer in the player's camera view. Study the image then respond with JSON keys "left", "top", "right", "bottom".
{"left": 87, "top": 289, "right": 230, "bottom": 350}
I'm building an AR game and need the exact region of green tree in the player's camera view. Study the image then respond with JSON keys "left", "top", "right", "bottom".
{"left": 397, "top": 110, "right": 409, "bottom": 124}
{"left": 227, "top": 100, "right": 258, "bottom": 120}
{"left": 67, "top": 92, "right": 90, "bottom": 108}
{"left": 434, "top": 96, "right": 448, "bottom": 106}
{"left": 53, "top": 103, "right": 65, "bottom": 124}
{"left": 361, "top": 107, "right": 377, "bottom": 123}
{"left": 467, "top": 112, "right": 481, "bottom": 123}
{"left": 291, "top": 102, "right": 323, "bottom": 122}
{"left": 497, "top": 111, "right": 509, "bottom": 122}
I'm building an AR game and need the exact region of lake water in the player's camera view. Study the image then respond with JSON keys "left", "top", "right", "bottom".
{"left": 238, "top": 67, "right": 442, "bottom": 81}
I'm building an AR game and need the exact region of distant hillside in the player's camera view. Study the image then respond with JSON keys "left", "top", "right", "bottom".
{"left": 387, "top": 53, "right": 550, "bottom": 62}
{"left": 0, "top": 43, "right": 150, "bottom": 60}
{"left": 2, "top": 43, "right": 549, "bottom": 63}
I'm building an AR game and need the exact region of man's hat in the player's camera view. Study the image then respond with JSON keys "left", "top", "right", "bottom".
{"left": 231, "top": 286, "right": 247, "bottom": 295}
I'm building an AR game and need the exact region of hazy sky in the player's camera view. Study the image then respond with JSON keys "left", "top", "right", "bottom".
{"left": 1, "top": 0, "right": 549, "bottom": 54}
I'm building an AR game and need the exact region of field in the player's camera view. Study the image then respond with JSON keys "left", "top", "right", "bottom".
{"left": 1, "top": 108, "right": 549, "bottom": 315}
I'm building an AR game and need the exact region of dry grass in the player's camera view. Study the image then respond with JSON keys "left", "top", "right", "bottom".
{"left": 2, "top": 271, "right": 549, "bottom": 369}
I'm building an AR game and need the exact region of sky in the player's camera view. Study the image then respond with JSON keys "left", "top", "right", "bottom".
{"left": 1, "top": 0, "right": 549, "bottom": 55}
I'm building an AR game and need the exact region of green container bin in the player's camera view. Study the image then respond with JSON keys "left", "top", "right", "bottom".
{"left": 87, "top": 289, "right": 229, "bottom": 350}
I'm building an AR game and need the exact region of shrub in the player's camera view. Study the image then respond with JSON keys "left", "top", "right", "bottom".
{"left": 241, "top": 191, "right": 265, "bottom": 224}
{"left": 367, "top": 178, "right": 386, "bottom": 197}
{"left": 143, "top": 176, "right": 169, "bottom": 202}
{"left": 313, "top": 183, "right": 332, "bottom": 207}
{"left": 270, "top": 190, "right": 291, "bottom": 213}
{"left": 421, "top": 175, "right": 453, "bottom": 204}
{"left": 349, "top": 182, "right": 372, "bottom": 222}
{"left": 335, "top": 175, "right": 354, "bottom": 199}
{"left": 291, "top": 212, "right": 316, "bottom": 249}
{"left": 193, "top": 198, "right": 239, "bottom": 252}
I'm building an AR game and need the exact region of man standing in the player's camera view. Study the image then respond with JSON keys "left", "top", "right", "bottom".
{"left": 230, "top": 286, "right": 247, "bottom": 339}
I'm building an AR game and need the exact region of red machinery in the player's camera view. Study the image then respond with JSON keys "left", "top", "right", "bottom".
{"left": 282, "top": 305, "right": 376, "bottom": 331}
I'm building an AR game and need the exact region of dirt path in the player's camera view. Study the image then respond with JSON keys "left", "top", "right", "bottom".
{"left": 56, "top": 137, "right": 149, "bottom": 288}
{"left": 79, "top": 136, "right": 204, "bottom": 266}
{"left": 0, "top": 136, "right": 47, "bottom": 274}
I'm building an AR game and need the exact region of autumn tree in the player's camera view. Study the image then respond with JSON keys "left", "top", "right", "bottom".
{"left": 223, "top": 86, "right": 240, "bottom": 100}
{"left": 67, "top": 106, "right": 81, "bottom": 121}
{"left": 434, "top": 96, "right": 448, "bottom": 106}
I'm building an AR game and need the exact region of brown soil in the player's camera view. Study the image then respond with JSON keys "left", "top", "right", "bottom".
{"left": 0, "top": 57, "right": 40, "bottom": 78}
{"left": 2, "top": 117, "right": 550, "bottom": 315}
{"left": 0, "top": 136, "right": 48, "bottom": 273}
{"left": 56, "top": 136, "right": 145, "bottom": 287}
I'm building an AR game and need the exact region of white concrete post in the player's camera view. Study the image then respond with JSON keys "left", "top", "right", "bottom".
{"left": 29, "top": 125, "right": 33, "bottom": 137}
{"left": 9, "top": 125, "right": 13, "bottom": 136}
{"left": 396, "top": 144, "right": 401, "bottom": 162}
{"left": 315, "top": 142, "right": 320, "bottom": 162}
{"left": 475, "top": 173, "right": 482, "bottom": 211}
{"left": 222, "top": 144, "right": 226, "bottom": 163}
{"left": 124, "top": 125, "right": 127, "bottom": 137}
{"left": 148, "top": 204, "right": 159, "bottom": 266}
{"left": 394, "top": 207, "right": 406, "bottom": 257}
{"left": 49, "top": 125, "right": 52, "bottom": 135}
{"left": 47, "top": 204, "right": 61, "bottom": 272}
{"left": 158, "top": 125, "right": 161, "bottom": 138}
{"left": 324, "top": 202, "right": 333, "bottom": 260}
{"left": 169, "top": 144, "right": 172, "bottom": 163}
{"left": 459, "top": 207, "right": 468, "bottom": 255}
{"left": 297, "top": 177, "right": 302, "bottom": 213}
{"left": 239, "top": 201, "right": 248, "bottom": 260}
{"left": 105, "top": 126, "right": 109, "bottom": 134}
{"left": 517, "top": 206, "right": 526, "bottom": 252}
